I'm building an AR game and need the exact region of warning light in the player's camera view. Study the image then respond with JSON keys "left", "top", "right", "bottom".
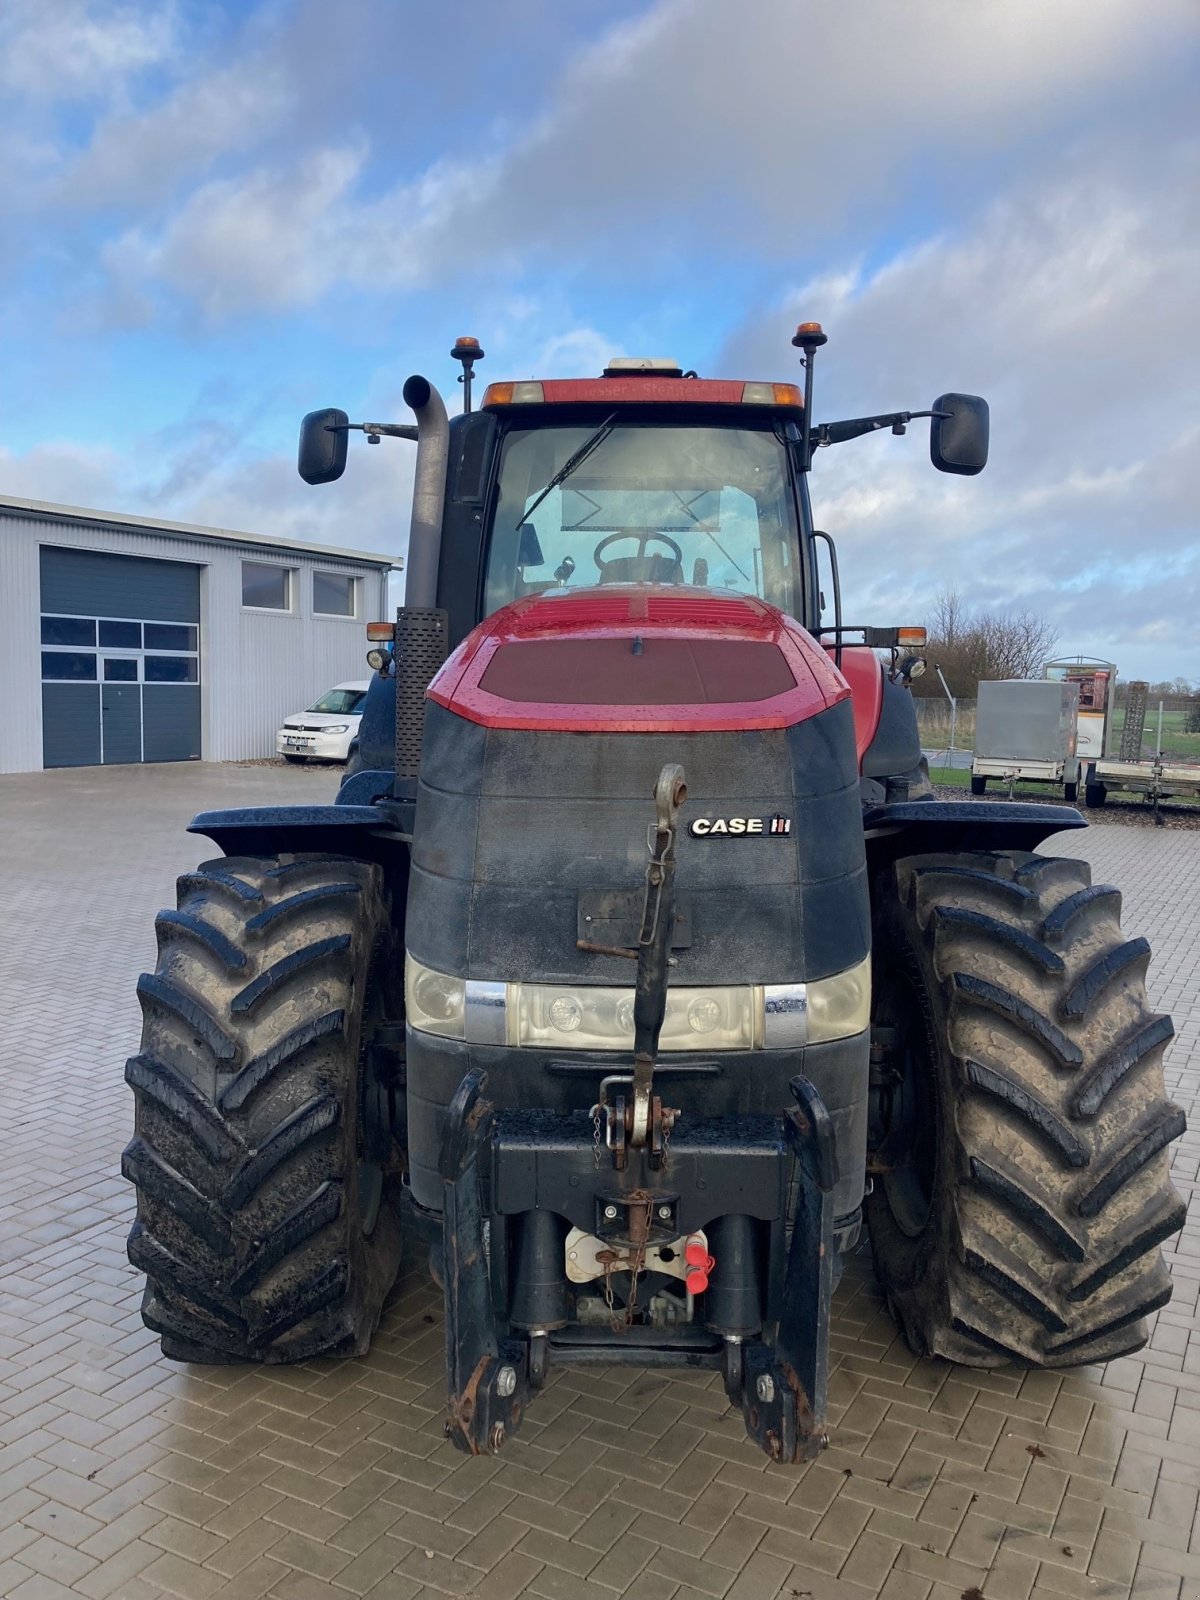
{"left": 791, "top": 321, "right": 828, "bottom": 349}
{"left": 451, "top": 335, "right": 484, "bottom": 358}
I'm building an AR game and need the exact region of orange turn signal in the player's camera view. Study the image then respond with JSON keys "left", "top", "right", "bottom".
{"left": 366, "top": 621, "right": 395, "bottom": 641}
{"left": 897, "top": 627, "right": 927, "bottom": 646}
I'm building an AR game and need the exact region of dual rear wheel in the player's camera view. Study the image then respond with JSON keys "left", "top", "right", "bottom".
{"left": 867, "top": 850, "right": 1185, "bottom": 1366}
{"left": 124, "top": 854, "right": 404, "bottom": 1362}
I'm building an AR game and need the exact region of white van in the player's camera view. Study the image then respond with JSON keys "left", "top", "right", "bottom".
{"left": 276, "top": 681, "right": 370, "bottom": 764}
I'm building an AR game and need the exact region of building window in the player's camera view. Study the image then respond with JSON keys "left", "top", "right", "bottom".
{"left": 144, "top": 656, "right": 198, "bottom": 683}
{"left": 313, "top": 571, "right": 357, "bottom": 617}
{"left": 144, "top": 622, "right": 198, "bottom": 651}
{"left": 41, "top": 617, "right": 96, "bottom": 647}
{"left": 242, "top": 562, "right": 291, "bottom": 610}
{"left": 41, "top": 611, "right": 200, "bottom": 687}
{"left": 98, "top": 620, "right": 141, "bottom": 648}
{"left": 42, "top": 651, "right": 97, "bottom": 680}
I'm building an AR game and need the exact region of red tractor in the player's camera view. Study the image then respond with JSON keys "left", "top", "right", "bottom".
{"left": 125, "top": 328, "right": 1185, "bottom": 1461}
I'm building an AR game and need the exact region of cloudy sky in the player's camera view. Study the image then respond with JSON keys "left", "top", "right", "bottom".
{"left": 3, "top": 0, "right": 1198, "bottom": 680}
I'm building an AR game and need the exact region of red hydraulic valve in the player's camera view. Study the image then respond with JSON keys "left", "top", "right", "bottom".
{"left": 685, "top": 1237, "right": 715, "bottom": 1295}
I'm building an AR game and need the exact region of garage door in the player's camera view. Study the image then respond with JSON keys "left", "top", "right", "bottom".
{"left": 40, "top": 547, "right": 202, "bottom": 768}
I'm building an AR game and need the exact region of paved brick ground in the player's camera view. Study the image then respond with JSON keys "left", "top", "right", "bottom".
{"left": 0, "top": 763, "right": 1196, "bottom": 1600}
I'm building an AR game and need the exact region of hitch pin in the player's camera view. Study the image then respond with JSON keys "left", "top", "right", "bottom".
{"left": 576, "top": 938, "right": 676, "bottom": 966}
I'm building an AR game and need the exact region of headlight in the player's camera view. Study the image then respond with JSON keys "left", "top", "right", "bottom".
{"left": 803, "top": 954, "right": 872, "bottom": 1044}
{"left": 405, "top": 961, "right": 465, "bottom": 1038}
{"left": 322, "top": 724, "right": 349, "bottom": 733}
{"left": 511, "top": 981, "right": 756, "bottom": 1052}
{"left": 405, "top": 954, "right": 870, "bottom": 1050}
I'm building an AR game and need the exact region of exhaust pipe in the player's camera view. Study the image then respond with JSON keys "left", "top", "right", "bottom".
{"left": 401, "top": 374, "right": 449, "bottom": 608}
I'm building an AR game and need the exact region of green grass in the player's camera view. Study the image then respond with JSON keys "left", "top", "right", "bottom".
{"left": 1110, "top": 707, "right": 1200, "bottom": 759}
{"left": 928, "top": 759, "right": 1200, "bottom": 808}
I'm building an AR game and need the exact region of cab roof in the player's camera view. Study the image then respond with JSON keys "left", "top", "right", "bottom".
{"left": 482, "top": 377, "right": 803, "bottom": 409}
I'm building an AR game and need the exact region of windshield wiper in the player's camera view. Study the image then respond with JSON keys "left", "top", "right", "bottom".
{"left": 520, "top": 413, "right": 618, "bottom": 528}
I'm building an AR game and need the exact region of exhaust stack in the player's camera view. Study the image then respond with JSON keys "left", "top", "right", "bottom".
{"left": 402, "top": 374, "right": 450, "bottom": 609}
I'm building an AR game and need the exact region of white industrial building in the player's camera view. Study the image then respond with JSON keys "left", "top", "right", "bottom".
{"left": 0, "top": 495, "right": 395, "bottom": 774}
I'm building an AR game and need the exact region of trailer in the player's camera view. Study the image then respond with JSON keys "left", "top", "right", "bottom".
{"left": 1042, "top": 658, "right": 1199, "bottom": 812}
{"left": 971, "top": 677, "right": 1080, "bottom": 797}
{"left": 1044, "top": 658, "right": 1117, "bottom": 790}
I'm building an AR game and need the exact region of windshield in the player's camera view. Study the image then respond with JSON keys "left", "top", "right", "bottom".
{"left": 484, "top": 422, "right": 801, "bottom": 618}
{"left": 308, "top": 688, "right": 366, "bottom": 715}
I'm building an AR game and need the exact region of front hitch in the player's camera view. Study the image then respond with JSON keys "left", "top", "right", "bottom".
{"left": 439, "top": 1070, "right": 529, "bottom": 1455}
{"left": 732, "top": 1075, "right": 836, "bottom": 1463}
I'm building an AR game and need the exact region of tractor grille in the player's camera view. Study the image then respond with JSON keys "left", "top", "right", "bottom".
{"left": 395, "top": 607, "right": 449, "bottom": 780}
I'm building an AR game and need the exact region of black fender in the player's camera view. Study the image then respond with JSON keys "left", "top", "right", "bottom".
{"left": 862, "top": 798, "right": 1085, "bottom": 868}
{"left": 338, "top": 768, "right": 395, "bottom": 805}
{"left": 189, "top": 802, "right": 411, "bottom": 862}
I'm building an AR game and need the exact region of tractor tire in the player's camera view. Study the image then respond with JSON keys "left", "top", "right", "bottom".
{"left": 1085, "top": 782, "right": 1108, "bottom": 808}
{"left": 970, "top": 774, "right": 987, "bottom": 796}
{"left": 866, "top": 849, "right": 1185, "bottom": 1369}
{"left": 124, "top": 854, "right": 404, "bottom": 1365}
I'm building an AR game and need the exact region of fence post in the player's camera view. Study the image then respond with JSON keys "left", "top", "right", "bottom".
{"left": 933, "top": 665, "right": 958, "bottom": 778}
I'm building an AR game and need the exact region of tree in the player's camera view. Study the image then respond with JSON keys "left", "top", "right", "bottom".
{"left": 918, "top": 588, "right": 1059, "bottom": 696}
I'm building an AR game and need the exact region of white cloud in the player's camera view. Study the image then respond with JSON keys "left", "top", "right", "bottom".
{"left": 82, "top": 0, "right": 1200, "bottom": 317}
{"left": 716, "top": 122, "right": 1200, "bottom": 678}
{"left": 0, "top": 0, "right": 177, "bottom": 102}
{"left": 102, "top": 143, "right": 370, "bottom": 320}
{"left": 53, "top": 55, "right": 294, "bottom": 209}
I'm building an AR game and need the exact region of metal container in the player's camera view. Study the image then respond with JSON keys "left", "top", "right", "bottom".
{"left": 974, "top": 679, "right": 1079, "bottom": 765}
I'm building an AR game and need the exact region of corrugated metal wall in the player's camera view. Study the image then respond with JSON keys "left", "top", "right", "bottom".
{"left": 0, "top": 511, "right": 390, "bottom": 773}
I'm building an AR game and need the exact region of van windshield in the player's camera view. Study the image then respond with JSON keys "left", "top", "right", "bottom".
{"left": 308, "top": 689, "right": 366, "bottom": 715}
{"left": 484, "top": 422, "right": 801, "bottom": 618}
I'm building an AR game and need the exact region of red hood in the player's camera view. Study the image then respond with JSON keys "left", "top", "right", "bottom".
{"left": 427, "top": 585, "right": 852, "bottom": 734}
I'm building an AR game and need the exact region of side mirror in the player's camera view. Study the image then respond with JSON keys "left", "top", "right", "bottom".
{"left": 930, "top": 393, "right": 989, "bottom": 476}
{"left": 298, "top": 407, "right": 349, "bottom": 485}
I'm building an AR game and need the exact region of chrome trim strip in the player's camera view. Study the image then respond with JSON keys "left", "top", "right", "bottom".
{"left": 762, "top": 983, "right": 808, "bottom": 1050}
{"left": 464, "top": 980, "right": 508, "bottom": 1045}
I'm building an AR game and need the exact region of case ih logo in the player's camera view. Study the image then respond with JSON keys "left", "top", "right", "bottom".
{"left": 688, "top": 815, "right": 792, "bottom": 837}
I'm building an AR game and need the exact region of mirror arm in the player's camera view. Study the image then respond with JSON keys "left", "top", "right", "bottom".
{"left": 812, "top": 408, "right": 945, "bottom": 450}
{"left": 326, "top": 420, "right": 419, "bottom": 443}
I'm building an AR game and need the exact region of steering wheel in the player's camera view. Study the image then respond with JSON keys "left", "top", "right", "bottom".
{"left": 593, "top": 530, "right": 684, "bottom": 584}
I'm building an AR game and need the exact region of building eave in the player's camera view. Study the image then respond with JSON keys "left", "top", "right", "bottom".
{"left": 0, "top": 494, "right": 401, "bottom": 570}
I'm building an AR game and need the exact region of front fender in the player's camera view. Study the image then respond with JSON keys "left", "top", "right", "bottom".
{"left": 189, "top": 803, "right": 410, "bottom": 860}
{"left": 863, "top": 798, "right": 1085, "bottom": 858}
